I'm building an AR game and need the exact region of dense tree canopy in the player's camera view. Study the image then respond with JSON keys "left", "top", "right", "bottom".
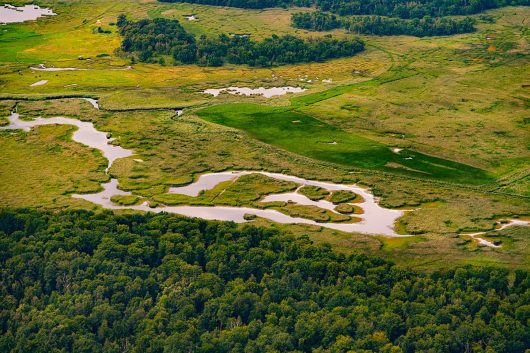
{"left": 1, "top": 209, "right": 529, "bottom": 352}
{"left": 117, "top": 16, "right": 364, "bottom": 66}
{"left": 315, "top": 0, "right": 529, "bottom": 18}
{"left": 291, "top": 11, "right": 343, "bottom": 31}
{"left": 117, "top": 15, "right": 195, "bottom": 61}
{"left": 158, "top": 0, "right": 528, "bottom": 37}
{"left": 159, "top": 0, "right": 529, "bottom": 18}
{"left": 291, "top": 12, "right": 477, "bottom": 36}
{"left": 347, "top": 15, "right": 476, "bottom": 36}
{"left": 159, "top": 0, "right": 311, "bottom": 9}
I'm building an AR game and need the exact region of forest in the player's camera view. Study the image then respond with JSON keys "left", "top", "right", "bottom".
{"left": 291, "top": 12, "right": 477, "bottom": 36}
{"left": 117, "top": 16, "right": 365, "bottom": 66}
{"left": 1, "top": 209, "right": 529, "bottom": 352}
{"left": 158, "top": 0, "right": 529, "bottom": 18}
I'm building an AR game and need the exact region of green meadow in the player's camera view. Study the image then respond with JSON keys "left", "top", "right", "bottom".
{"left": 198, "top": 100, "right": 494, "bottom": 185}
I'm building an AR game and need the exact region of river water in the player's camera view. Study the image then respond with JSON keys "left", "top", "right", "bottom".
{"left": 204, "top": 87, "right": 306, "bottom": 98}
{"left": 3, "top": 109, "right": 526, "bottom": 240}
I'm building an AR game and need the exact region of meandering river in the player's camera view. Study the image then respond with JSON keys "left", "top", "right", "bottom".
{"left": 1, "top": 112, "right": 131, "bottom": 168}
{"left": 2, "top": 108, "right": 527, "bottom": 241}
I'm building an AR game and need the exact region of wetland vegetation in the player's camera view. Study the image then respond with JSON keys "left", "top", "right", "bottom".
{"left": 197, "top": 102, "right": 495, "bottom": 184}
{"left": 159, "top": 0, "right": 528, "bottom": 16}
{"left": 0, "top": 1, "right": 529, "bottom": 349}
{"left": 0, "top": 0, "right": 528, "bottom": 265}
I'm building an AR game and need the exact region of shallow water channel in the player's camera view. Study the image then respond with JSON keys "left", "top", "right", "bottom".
{"left": 2, "top": 109, "right": 527, "bottom": 241}
{"left": 463, "top": 219, "right": 530, "bottom": 248}
{"left": 169, "top": 171, "right": 405, "bottom": 236}
{"left": 1, "top": 109, "right": 404, "bottom": 236}
{"left": 1, "top": 111, "right": 131, "bottom": 167}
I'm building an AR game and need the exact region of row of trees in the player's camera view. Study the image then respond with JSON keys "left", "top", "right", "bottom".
{"left": 291, "top": 11, "right": 477, "bottom": 36}
{"left": 291, "top": 11, "right": 343, "bottom": 31}
{"left": 117, "top": 16, "right": 365, "bottom": 66}
{"left": 347, "top": 15, "right": 476, "bottom": 36}
{"left": 159, "top": 0, "right": 529, "bottom": 18}
{"left": 1, "top": 208, "right": 529, "bottom": 352}
{"left": 314, "top": 0, "right": 529, "bottom": 19}
{"left": 159, "top": 0, "right": 310, "bottom": 9}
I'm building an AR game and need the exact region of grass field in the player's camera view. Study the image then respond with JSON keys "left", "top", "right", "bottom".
{"left": 0, "top": 0, "right": 386, "bottom": 109}
{"left": 194, "top": 8, "right": 529, "bottom": 185}
{"left": 197, "top": 102, "right": 494, "bottom": 185}
{"left": 296, "top": 11, "right": 530, "bottom": 176}
{"left": 4, "top": 97, "right": 528, "bottom": 270}
{"left": 0, "top": 1, "right": 529, "bottom": 270}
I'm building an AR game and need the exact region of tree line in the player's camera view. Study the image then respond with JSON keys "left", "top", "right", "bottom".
{"left": 0, "top": 208, "right": 529, "bottom": 352}
{"left": 314, "top": 0, "right": 528, "bottom": 19}
{"left": 117, "top": 15, "right": 365, "bottom": 66}
{"left": 159, "top": 0, "right": 311, "bottom": 9}
{"left": 291, "top": 11, "right": 477, "bottom": 36}
{"left": 159, "top": 0, "right": 529, "bottom": 18}
{"left": 157, "top": 0, "right": 529, "bottom": 37}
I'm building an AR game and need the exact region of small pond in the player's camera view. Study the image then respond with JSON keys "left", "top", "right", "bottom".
{"left": 204, "top": 86, "right": 306, "bottom": 98}
{"left": 0, "top": 4, "right": 55, "bottom": 24}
